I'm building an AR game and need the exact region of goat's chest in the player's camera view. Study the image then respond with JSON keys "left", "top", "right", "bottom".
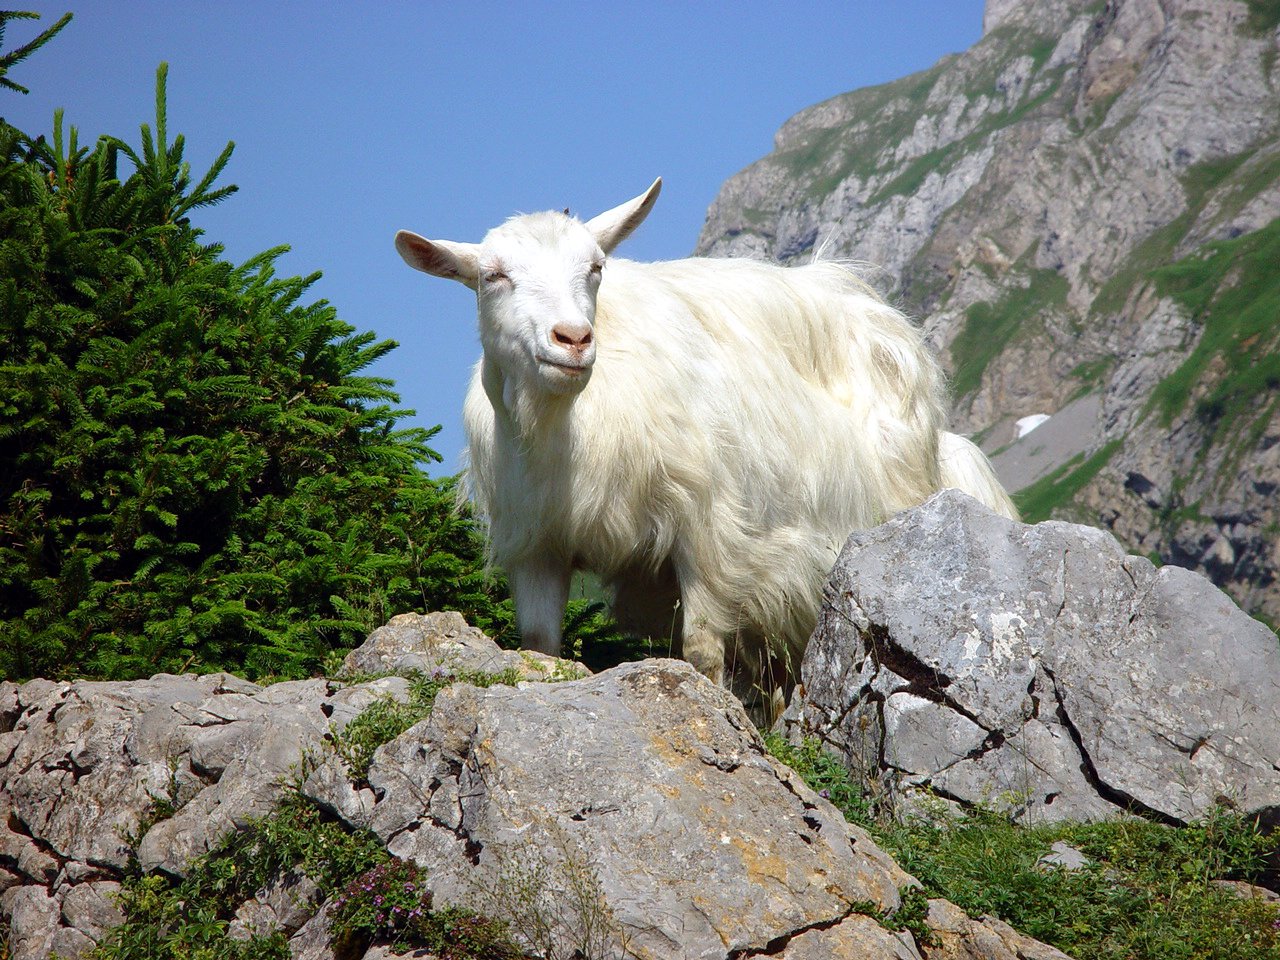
{"left": 494, "top": 421, "right": 667, "bottom": 568}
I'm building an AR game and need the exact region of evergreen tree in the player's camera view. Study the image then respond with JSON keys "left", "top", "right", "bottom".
{"left": 0, "top": 59, "right": 515, "bottom": 680}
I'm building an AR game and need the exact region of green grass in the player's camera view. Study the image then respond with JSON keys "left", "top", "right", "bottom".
{"left": 1027, "top": 34, "right": 1058, "bottom": 70}
{"left": 774, "top": 63, "right": 945, "bottom": 201}
{"left": 867, "top": 141, "right": 960, "bottom": 206}
{"left": 1068, "top": 358, "right": 1115, "bottom": 401}
{"left": 865, "top": 59, "right": 1069, "bottom": 208}
{"left": 951, "top": 268, "right": 1069, "bottom": 399}
{"left": 1012, "top": 439, "right": 1122, "bottom": 522}
{"left": 767, "top": 735, "right": 1280, "bottom": 960}
{"left": 1245, "top": 0, "right": 1280, "bottom": 33}
{"left": 1089, "top": 152, "right": 1254, "bottom": 321}
{"left": 1145, "top": 218, "right": 1280, "bottom": 440}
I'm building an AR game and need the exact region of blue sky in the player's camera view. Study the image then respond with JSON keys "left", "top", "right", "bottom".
{"left": 4, "top": 2, "right": 984, "bottom": 473}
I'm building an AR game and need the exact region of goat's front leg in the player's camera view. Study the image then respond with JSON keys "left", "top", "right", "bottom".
{"left": 509, "top": 555, "right": 572, "bottom": 657}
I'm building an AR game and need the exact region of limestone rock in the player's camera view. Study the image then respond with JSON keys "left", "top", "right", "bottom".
{"left": 228, "top": 869, "right": 320, "bottom": 939}
{"left": 359, "top": 656, "right": 1057, "bottom": 959}
{"left": 287, "top": 899, "right": 339, "bottom": 960}
{"left": 776, "top": 913, "right": 924, "bottom": 959}
{"left": 366, "top": 658, "right": 914, "bottom": 959}
{"left": 1, "top": 886, "right": 58, "bottom": 960}
{"left": 341, "top": 610, "right": 586, "bottom": 681}
{"left": 1, "top": 673, "right": 258, "bottom": 872}
{"left": 135, "top": 678, "right": 340, "bottom": 875}
{"left": 785, "top": 490, "right": 1280, "bottom": 824}
{"left": 924, "top": 899, "right": 1074, "bottom": 960}
{"left": 1037, "top": 842, "right": 1090, "bottom": 872}
{"left": 1, "top": 614, "right": 1070, "bottom": 959}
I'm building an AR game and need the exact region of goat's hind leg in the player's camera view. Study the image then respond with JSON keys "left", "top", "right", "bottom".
{"left": 668, "top": 563, "right": 728, "bottom": 687}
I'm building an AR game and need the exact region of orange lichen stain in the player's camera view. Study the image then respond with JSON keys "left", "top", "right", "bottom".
{"left": 696, "top": 803, "right": 730, "bottom": 826}
{"left": 688, "top": 894, "right": 733, "bottom": 947}
{"left": 647, "top": 732, "right": 708, "bottom": 787}
{"left": 729, "top": 834, "right": 792, "bottom": 885}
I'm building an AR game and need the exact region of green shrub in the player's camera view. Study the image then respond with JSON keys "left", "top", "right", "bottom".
{"left": 95, "top": 785, "right": 521, "bottom": 959}
{"left": 93, "top": 874, "right": 291, "bottom": 960}
{"left": 0, "top": 43, "right": 514, "bottom": 680}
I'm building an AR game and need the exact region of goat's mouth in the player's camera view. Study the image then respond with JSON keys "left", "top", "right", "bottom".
{"left": 537, "top": 357, "right": 591, "bottom": 376}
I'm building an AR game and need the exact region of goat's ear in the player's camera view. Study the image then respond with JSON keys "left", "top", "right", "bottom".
{"left": 395, "top": 231, "right": 481, "bottom": 289}
{"left": 585, "top": 178, "right": 662, "bottom": 255}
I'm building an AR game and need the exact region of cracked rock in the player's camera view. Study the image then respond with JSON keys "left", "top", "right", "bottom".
{"left": 367, "top": 658, "right": 914, "bottom": 959}
{"left": 785, "top": 490, "right": 1280, "bottom": 825}
{"left": 3, "top": 616, "right": 1068, "bottom": 959}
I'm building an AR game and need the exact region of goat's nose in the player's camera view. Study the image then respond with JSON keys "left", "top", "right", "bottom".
{"left": 551, "top": 323, "right": 593, "bottom": 352}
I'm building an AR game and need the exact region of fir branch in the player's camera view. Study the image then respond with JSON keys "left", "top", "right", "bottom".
{"left": 0, "top": 10, "right": 72, "bottom": 96}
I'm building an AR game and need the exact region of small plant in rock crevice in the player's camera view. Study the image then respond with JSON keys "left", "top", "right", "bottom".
{"left": 849, "top": 885, "right": 938, "bottom": 947}
{"left": 330, "top": 859, "right": 519, "bottom": 958}
{"left": 468, "top": 820, "right": 634, "bottom": 960}
{"left": 330, "top": 665, "right": 523, "bottom": 783}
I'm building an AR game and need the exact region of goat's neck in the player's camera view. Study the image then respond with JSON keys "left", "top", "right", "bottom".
{"left": 481, "top": 355, "right": 573, "bottom": 442}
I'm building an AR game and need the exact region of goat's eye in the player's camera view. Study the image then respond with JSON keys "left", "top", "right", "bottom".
{"left": 484, "top": 270, "right": 510, "bottom": 285}
{"left": 589, "top": 261, "right": 604, "bottom": 277}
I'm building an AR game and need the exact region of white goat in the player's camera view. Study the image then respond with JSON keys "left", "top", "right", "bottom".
{"left": 396, "top": 179, "right": 1017, "bottom": 697}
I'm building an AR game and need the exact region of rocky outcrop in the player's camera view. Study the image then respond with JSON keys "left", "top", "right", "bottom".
{"left": 0, "top": 614, "right": 1067, "bottom": 960}
{"left": 695, "top": 0, "right": 1280, "bottom": 624}
{"left": 342, "top": 609, "right": 587, "bottom": 681}
{"left": 364, "top": 660, "right": 917, "bottom": 959}
{"left": 782, "top": 490, "right": 1280, "bottom": 825}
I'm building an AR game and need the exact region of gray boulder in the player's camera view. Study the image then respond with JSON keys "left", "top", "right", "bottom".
{"left": 341, "top": 610, "right": 586, "bottom": 681}
{"left": 784, "top": 489, "right": 1280, "bottom": 824}
{"left": 361, "top": 657, "right": 1065, "bottom": 960}
{"left": 0, "top": 672, "right": 344, "bottom": 954}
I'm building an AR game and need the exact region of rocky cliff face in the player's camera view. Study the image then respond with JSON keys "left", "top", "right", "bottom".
{"left": 696, "top": 0, "right": 1280, "bottom": 625}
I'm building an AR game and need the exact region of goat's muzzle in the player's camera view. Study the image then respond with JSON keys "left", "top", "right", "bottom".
{"left": 551, "top": 322, "right": 594, "bottom": 359}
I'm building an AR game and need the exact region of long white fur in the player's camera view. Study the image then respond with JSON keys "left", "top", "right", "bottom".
{"left": 397, "top": 182, "right": 1018, "bottom": 696}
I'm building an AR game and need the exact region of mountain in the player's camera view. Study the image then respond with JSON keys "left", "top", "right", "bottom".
{"left": 696, "top": 0, "right": 1280, "bottom": 626}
